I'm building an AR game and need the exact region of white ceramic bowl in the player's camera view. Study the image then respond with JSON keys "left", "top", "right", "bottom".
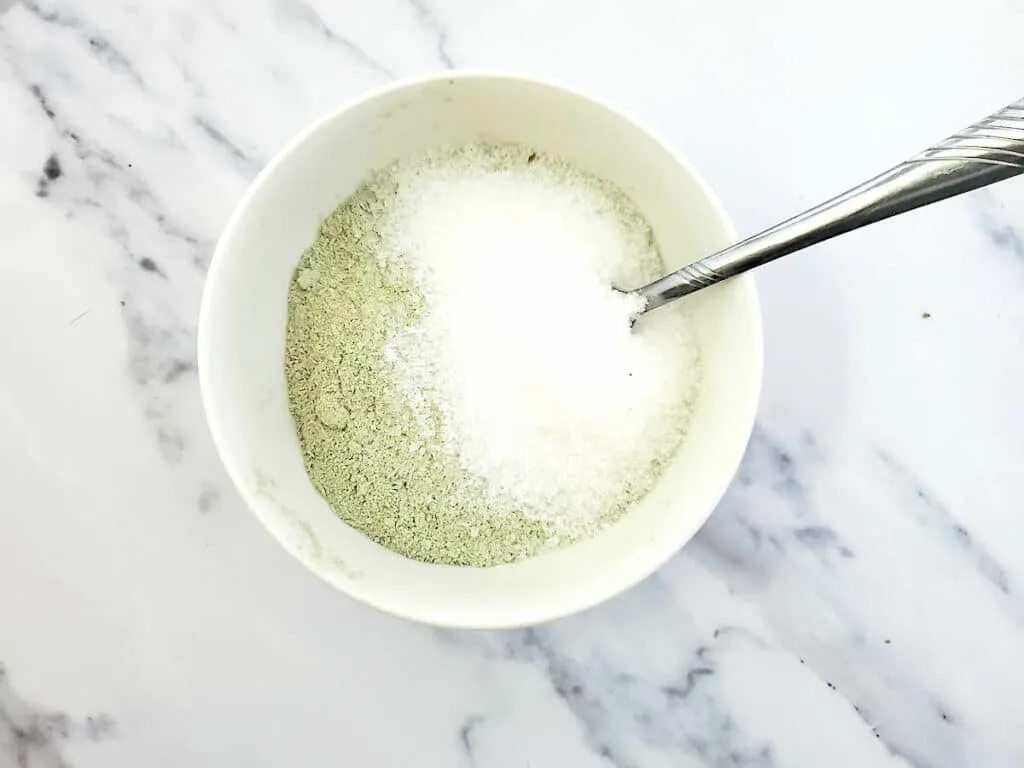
{"left": 199, "top": 72, "right": 762, "bottom": 628}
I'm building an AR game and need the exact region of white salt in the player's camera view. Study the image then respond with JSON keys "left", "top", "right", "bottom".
{"left": 378, "top": 144, "right": 701, "bottom": 528}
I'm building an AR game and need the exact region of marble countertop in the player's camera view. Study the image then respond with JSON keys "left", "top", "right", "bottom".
{"left": 2, "top": 1, "right": 1024, "bottom": 766}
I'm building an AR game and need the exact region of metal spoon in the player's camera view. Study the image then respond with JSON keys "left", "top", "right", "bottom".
{"left": 628, "top": 97, "right": 1024, "bottom": 319}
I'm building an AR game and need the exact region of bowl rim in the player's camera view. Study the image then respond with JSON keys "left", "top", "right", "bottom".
{"left": 198, "top": 70, "right": 763, "bottom": 627}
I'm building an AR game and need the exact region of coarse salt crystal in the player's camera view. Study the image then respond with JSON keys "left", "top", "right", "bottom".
{"left": 379, "top": 143, "right": 701, "bottom": 526}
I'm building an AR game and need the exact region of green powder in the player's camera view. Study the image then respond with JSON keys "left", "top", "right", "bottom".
{"left": 286, "top": 144, "right": 699, "bottom": 567}
{"left": 286, "top": 179, "right": 559, "bottom": 566}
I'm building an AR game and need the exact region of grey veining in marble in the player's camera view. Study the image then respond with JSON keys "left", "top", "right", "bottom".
{"left": 0, "top": 665, "right": 115, "bottom": 768}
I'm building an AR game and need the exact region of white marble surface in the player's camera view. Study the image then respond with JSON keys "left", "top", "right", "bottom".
{"left": 1, "top": 0, "right": 1024, "bottom": 765}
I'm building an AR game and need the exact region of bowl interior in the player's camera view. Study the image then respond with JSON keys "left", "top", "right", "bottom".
{"left": 199, "top": 74, "right": 762, "bottom": 628}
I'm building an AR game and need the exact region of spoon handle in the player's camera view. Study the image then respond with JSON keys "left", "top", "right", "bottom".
{"left": 636, "top": 97, "right": 1024, "bottom": 312}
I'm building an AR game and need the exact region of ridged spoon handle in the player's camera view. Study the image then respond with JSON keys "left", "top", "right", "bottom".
{"left": 635, "top": 97, "right": 1024, "bottom": 314}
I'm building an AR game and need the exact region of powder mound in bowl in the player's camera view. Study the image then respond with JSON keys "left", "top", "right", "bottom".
{"left": 285, "top": 142, "right": 701, "bottom": 567}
